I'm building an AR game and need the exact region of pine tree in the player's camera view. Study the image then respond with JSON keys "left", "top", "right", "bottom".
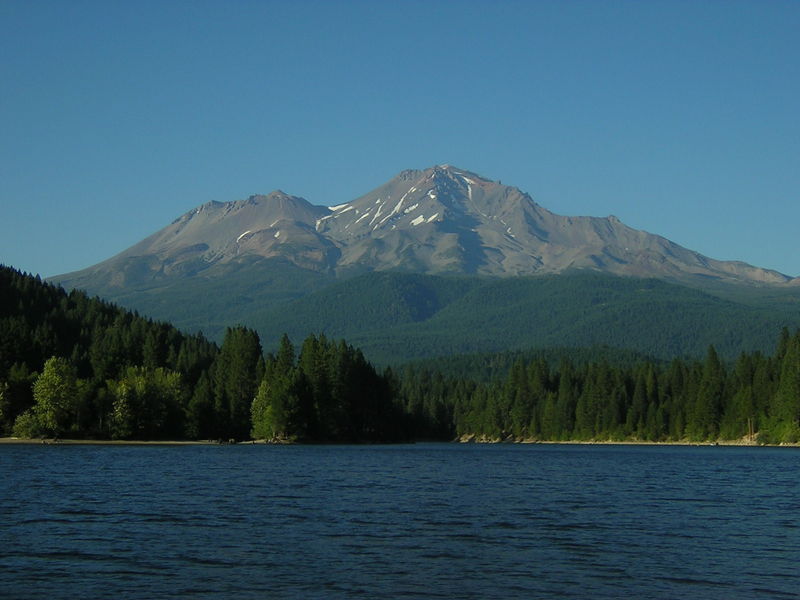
{"left": 766, "top": 331, "right": 800, "bottom": 442}
{"left": 213, "top": 327, "right": 262, "bottom": 440}
{"left": 507, "top": 360, "right": 532, "bottom": 438}
{"left": 719, "top": 353, "right": 756, "bottom": 440}
{"left": 626, "top": 366, "right": 648, "bottom": 438}
{"left": 687, "top": 346, "right": 725, "bottom": 440}
{"left": 554, "top": 360, "right": 578, "bottom": 439}
{"left": 186, "top": 371, "right": 215, "bottom": 439}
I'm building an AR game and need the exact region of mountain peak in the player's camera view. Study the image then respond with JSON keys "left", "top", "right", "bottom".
{"left": 243, "top": 190, "right": 308, "bottom": 204}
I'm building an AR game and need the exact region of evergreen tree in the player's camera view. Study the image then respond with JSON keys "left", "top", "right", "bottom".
{"left": 719, "top": 353, "right": 757, "bottom": 440}
{"left": 186, "top": 371, "right": 215, "bottom": 439}
{"left": 252, "top": 335, "right": 306, "bottom": 440}
{"left": 0, "top": 382, "right": 9, "bottom": 434}
{"left": 765, "top": 331, "right": 800, "bottom": 442}
{"left": 554, "top": 360, "right": 578, "bottom": 439}
{"left": 297, "top": 334, "right": 331, "bottom": 438}
{"left": 687, "top": 346, "right": 725, "bottom": 440}
{"left": 507, "top": 360, "right": 532, "bottom": 438}
{"left": 213, "top": 327, "right": 262, "bottom": 440}
{"left": 0, "top": 362, "right": 36, "bottom": 433}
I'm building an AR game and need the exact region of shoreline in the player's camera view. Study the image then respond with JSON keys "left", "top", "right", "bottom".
{"left": 2, "top": 436, "right": 799, "bottom": 447}
{"left": 0, "top": 437, "right": 219, "bottom": 446}
{"left": 457, "top": 434, "right": 800, "bottom": 447}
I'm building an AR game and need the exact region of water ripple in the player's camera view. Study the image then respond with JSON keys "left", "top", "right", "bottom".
{"left": 1, "top": 444, "right": 799, "bottom": 600}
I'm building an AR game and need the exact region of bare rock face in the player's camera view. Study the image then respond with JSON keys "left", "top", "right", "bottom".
{"left": 54, "top": 166, "right": 795, "bottom": 291}
{"left": 317, "top": 165, "right": 792, "bottom": 285}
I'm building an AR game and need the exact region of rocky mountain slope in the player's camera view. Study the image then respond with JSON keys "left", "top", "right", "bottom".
{"left": 55, "top": 165, "right": 796, "bottom": 292}
{"left": 319, "top": 166, "right": 795, "bottom": 284}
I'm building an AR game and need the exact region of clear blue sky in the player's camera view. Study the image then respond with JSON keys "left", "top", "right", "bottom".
{"left": 1, "top": 0, "right": 798, "bottom": 278}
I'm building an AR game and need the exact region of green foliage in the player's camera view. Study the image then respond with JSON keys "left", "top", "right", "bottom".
{"left": 250, "top": 379, "right": 276, "bottom": 440}
{"left": 0, "top": 363, "right": 36, "bottom": 433}
{"left": 3, "top": 264, "right": 800, "bottom": 445}
{"left": 0, "top": 382, "right": 7, "bottom": 427}
{"left": 108, "top": 367, "right": 185, "bottom": 440}
{"left": 399, "top": 329, "right": 800, "bottom": 445}
{"left": 12, "top": 409, "right": 42, "bottom": 438}
{"left": 55, "top": 257, "right": 332, "bottom": 340}
{"left": 686, "top": 347, "right": 725, "bottom": 440}
{"left": 0, "top": 264, "right": 215, "bottom": 439}
{"left": 248, "top": 271, "right": 800, "bottom": 365}
{"left": 251, "top": 334, "right": 407, "bottom": 442}
{"left": 760, "top": 330, "right": 800, "bottom": 443}
{"left": 185, "top": 372, "right": 214, "bottom": 439}
{"left": 213, "top": 327, "right": 263, "bottom": 440}
{"left": 31, "top": 357, "right": 79, "bottom": 437}
{"left": 251, "top": 334, "right": 299, "bottom": 440}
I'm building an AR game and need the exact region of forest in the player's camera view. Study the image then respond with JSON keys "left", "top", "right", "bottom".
{"left": 0, "top": 265, "right": 406, "bottom": 442}
{"left": 245, "top": 270, "right": 800, "bottom": 363}
{"left": 399, "top": 332, "right": 800, "bottom": 444}
{"left": 1, "top": 264, "right": 799, "bottom": 444}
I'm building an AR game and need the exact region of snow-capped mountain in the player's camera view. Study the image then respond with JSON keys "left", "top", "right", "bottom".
{"left": 54, "top": 165, "right": 795, "bottom": 291}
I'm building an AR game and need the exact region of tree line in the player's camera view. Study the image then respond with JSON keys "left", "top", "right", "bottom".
{"left": 2, "top": 264, "right": 799, "bottom": 443}
{"left": 397, "top": 330, "right": 800, "bottom": 444}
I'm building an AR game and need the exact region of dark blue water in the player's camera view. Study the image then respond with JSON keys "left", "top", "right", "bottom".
{"left": 1, "top": 443, "right": 798, "bottom": 599}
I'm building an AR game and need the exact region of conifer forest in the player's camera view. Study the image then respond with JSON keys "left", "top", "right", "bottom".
{"left": 2, "top": 265, "right": 799, "bottom": 444}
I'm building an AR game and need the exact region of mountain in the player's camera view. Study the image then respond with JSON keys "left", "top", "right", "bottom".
{"left": 57, "top": 165, "right": 795, "bottom": 289}
{"left": 68, "top": 191, "right": 335, "bottom": 289}
{"left": 51, "top": 166, "right": 800, "bottom": 360}
{"left": 317, "top": 166, "right": 794, "bottom": 284}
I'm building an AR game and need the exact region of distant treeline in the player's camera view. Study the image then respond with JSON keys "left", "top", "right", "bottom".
{"left": 1, "top": 265, "right": 799, "bottom": 443}
{"left": 399, "top": 330, "right": 800, "bottom": 444}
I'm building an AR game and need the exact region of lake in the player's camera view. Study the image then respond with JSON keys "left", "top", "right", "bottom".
{"left": 1, "top": 443, "right": 798, "bottom": 599}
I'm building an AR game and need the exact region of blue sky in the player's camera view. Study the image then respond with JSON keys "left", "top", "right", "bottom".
{"left": 1, "top": 0, "right": 798, "bottom": 278}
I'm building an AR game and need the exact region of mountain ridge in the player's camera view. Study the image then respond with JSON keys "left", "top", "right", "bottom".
{"left": 55, "top": 165, "right": 796, "bottom": 291}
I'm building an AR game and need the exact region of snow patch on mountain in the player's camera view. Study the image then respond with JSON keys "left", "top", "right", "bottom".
{"left": 369, "top": 203, "right": 384, "bottom": 226}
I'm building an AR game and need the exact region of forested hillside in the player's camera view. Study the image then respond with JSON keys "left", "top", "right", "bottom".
{"left": 2, "top": 264, "right": 799, "bottom": 444}
{"left": 251, "top": 271, "right": 800, "bottom": 363}
{"left": 0, "top": 265, "right": 404, "bottom": 441}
